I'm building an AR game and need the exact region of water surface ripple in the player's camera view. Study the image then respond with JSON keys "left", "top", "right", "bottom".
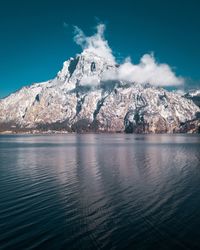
{"left": 0, "top": 134, "right": 200, "bottom": 250}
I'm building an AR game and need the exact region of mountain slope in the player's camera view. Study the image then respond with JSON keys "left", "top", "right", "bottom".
{"left": 0, "top": 51, "right": 199, "bottom": 133}
{"left": 184, "top": 90, "right": 200, "bottom": 108}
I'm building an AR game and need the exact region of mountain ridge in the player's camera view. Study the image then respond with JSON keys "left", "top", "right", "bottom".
{"left": 0, "top": 50, "right": 200, "bottom": 134}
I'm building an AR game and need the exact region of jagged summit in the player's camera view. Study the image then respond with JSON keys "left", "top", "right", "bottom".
{"left": 56, "top": 50, "right": 116, "bottom": 89}
{"left": 0, "top": 49, "right": 200, "bottom": 134}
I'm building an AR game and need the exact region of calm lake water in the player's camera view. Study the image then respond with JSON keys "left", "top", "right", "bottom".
{"left": 0, "top": 134, "right": 200, "bottom": 250}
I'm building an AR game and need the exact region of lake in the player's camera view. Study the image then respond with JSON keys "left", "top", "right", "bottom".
{"left": 0, "top": 134, "right": 200, "bottom": 250}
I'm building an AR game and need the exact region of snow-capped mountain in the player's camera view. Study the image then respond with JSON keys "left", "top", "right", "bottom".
{"left": 184, "top": 90, "right": 200, "bottom": 108}
{"left": 0, "top": 50, "right": 200, "bottom": 133}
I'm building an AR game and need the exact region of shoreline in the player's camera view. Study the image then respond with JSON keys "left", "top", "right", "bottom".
{"left": 0, "top": 130, "right": 199, "bottom": 135}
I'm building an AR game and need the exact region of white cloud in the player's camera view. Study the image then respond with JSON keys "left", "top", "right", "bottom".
{"left": 79, "top": 75, "right": 100, "bottom": 86}
{"left": 73, "top": 24, "right": 184, "bottom": 86}
{"left": 103, "top": 54, "right": 183, "bottom": 86}
{"left": 73, "top": 24, "right": 115, "bottom": 64}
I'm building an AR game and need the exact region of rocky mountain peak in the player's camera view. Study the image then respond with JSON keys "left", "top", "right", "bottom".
{"left": 0, "top": 51, "right": 200, "bottom": 134}
{"left": 57, "top": 49, "right": 116, "bottom": 87}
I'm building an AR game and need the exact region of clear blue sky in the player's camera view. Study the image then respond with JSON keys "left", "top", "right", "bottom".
{"left": 0, "top": 0, "right": 200, "bottom": 98}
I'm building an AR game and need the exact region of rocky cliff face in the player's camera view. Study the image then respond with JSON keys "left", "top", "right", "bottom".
{"left": 0, "top": 50, "right": 199, "bottom": 133}
{"left": 184, "top": 90, "right": 200, "bottom": 108}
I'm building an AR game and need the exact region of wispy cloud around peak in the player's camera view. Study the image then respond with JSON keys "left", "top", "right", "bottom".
{"left": 103, "top": 54, "right": 183, "bottom": 86}
{"left": 73, "top": 24, "right": 184, "bottom": 86}
{"left": 73, "top": 24, "right": 115, "bottom": 63}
